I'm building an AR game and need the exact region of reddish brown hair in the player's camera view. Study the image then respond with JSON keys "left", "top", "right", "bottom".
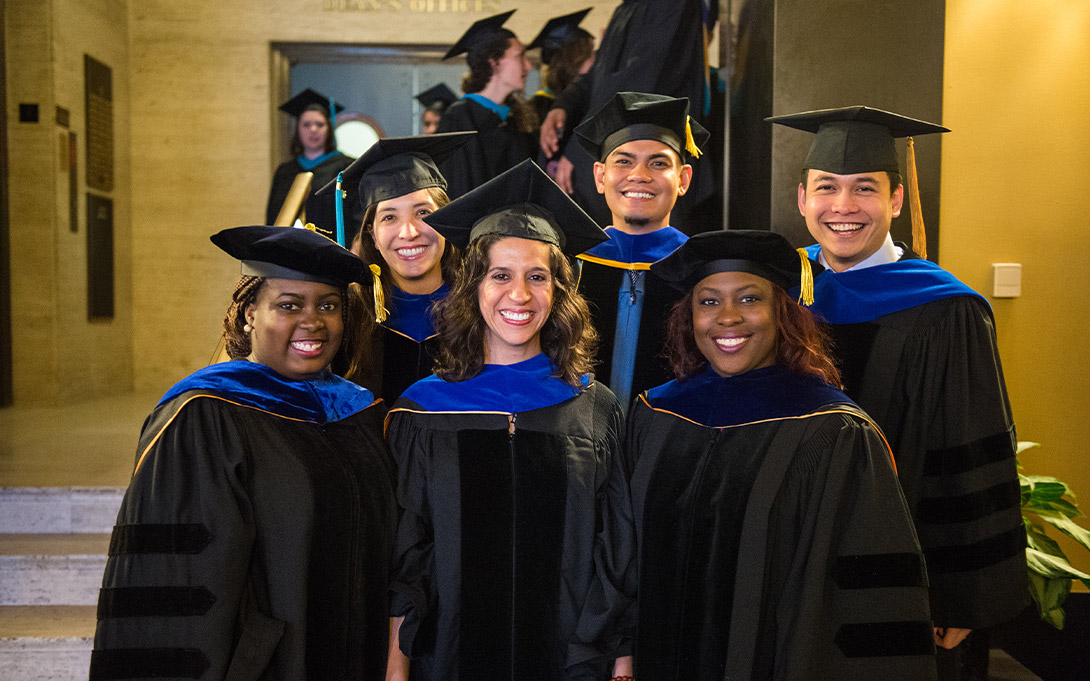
{"left": 663, "top": 285, "right": 842, "bottom": 387}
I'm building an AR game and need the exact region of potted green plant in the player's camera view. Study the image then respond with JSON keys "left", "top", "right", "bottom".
{"left": 1019, "top": 441, "right": 1090, "bottom": 629}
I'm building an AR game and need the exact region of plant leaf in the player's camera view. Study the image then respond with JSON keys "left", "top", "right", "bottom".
{"left": 1040, "top": 515, "right": 1090, "bottom": 553}
{"left": 1017, "top": 442, "right": 1042, "bottom": 455}
{"left": 1026, "top": 548, "right": 1090, "bottom": 580}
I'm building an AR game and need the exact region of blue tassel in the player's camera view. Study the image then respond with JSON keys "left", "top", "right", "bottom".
{"left": 334, "top": 171, "right": 346, "bottom": 247}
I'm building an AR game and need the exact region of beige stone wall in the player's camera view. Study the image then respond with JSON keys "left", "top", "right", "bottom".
{"left": 127, "top": 0, "right": 620, "bottom": 395}
{"left": 6, "top": 0, "right": 132, "bottom": 405}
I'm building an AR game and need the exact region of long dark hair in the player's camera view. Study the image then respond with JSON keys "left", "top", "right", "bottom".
{"left": 288, "top": 103, "right": 337, "bottom": 157}
{"left": 544, "top": 29, "right": 594, "bottom": 93}
{"left": 431, "top": 234, "right": 596, "bottom": 386}
{"left": 663, "top": 285, "right": 842, "bottom": 387}
{"left": 461, "top": 34, "right": 538, "bottom": 134}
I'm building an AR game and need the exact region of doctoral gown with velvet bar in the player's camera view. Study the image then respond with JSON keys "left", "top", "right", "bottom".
{"left": 804, "top": 247, "right": 1028, "bottom": 630}
{"left": 386, "top": 357, "right": 634, "bottom": 681}
{"left": 626, "top": 365, "right": 937, "bottom": 681}
{"left": 90, "top": 361, "right": 398, "bottom": 681}
{"left": 265, "top": 151, "right": 353, "bottom": 225}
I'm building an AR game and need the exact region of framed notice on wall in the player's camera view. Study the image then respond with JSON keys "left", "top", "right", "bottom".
{"left": 84, "top": 55, "right": 113, "bottom": 192}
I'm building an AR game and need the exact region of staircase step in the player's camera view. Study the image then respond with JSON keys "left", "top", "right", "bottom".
{"left": 0, "top": 487, "right": 125, "bottom": 534}
{"left": 0, "top": 606, "right": 95, "bottom": 681}
{"left": 0, "top": 535, "right": 110, "bottom": 606}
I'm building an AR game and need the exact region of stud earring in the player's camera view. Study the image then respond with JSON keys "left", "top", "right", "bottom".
{"left": 244, "top": 323, "right": 253, "bottom": 333}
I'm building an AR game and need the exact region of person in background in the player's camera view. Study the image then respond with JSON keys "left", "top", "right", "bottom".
{"left": 308, "top": 132, "right": 474, "bottom": 403}
{"left": 436, "top": 10, "right": 535, "bottom": 198}
{"left": 91, "top": 226, "right": 397, "bottom": 681}
{"left": 627, "top": 229, "right": 936, "bottom": 680}
{"left": 385, "top": 161, "right": 635, "bottom": 681}
{"left": 415, "top": 83, "right": 458, "bottom": 135}
{"left": 266, "top": 88, "right": 353, "bottom": 225}
{"left": 768, "top": 105, "right": 1027, "bottom": 680}
{"left": 572, "top": 91, "right": 708, "bottom": 411}
{"left": 526, "top": 8, "right": 596, "bottom": 177}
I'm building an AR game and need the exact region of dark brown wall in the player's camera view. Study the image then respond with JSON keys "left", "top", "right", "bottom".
{"left": 729, "top": 0, "right": 947, "bottom": 258}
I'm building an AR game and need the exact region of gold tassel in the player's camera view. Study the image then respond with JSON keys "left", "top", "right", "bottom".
{"left": 796, "top": 248, "right": 815, "bottom": 307}
{"left": 303, "top": 222, "right": 335, "bottom": 239}
{"left": 685, "top": 117, "right": 702, "bottom": 159}
{"left": 906, "top": 137, "right": 927, "bottom": 259}
{"left": 369, "top": 263, "right": 388, "bottom": 324}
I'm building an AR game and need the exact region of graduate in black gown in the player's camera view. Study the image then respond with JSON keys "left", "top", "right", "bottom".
{"left": 91, "top": 227, "right": 397, "bottom": 681}
{"left": 308, "top": 132, "right": 474, "bottom": 403}
{"left": 626, "top": 229, "right": 936, "bottom": 681}
{"left": 265, "top": 88, "right": 354, "bottom": 225}
{"left": 572, "top": 92, "right": 709, "bottom": 409}
{"left": 385, "top": 160, "right": 635, "bottom": 681}
{"left": 526, "top": 9, "right": 595, "bottom": 176}
{"left": 436, "top": 11, "right": 536, "bottom": 198}
{"left": 539, "top": 0, "right": 716, "bottom": 230}
{"left": 769, "top": 106, "right": 1028, "bottom": 677}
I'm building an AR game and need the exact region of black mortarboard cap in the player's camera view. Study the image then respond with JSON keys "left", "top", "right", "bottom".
{"left": 415, "top": 83, "right": 458, "bottom": 111}
{"left": 651, "top": 229, "right": 822, "bottom": 304}
{"left": 211, "top": 225, "right": 368, "bottom": 288}
{"left": 278, "top": 88, "right": 345, "bottom": 119}
{"left": 527, "top": 9, "right": 592, "bottom": 64}
{"left": 444, "top": 11, "right": 517, "bottom": 61}
{"left": 423, "top": 159, "right": 607, "bottom": 256}
{"left": 313, "top": 132, "right": 475, "bottom": 211}
{"left": 765, "top": 105, "right": 949, "bottom": 175}
{"left": 575, "top": 91, "right": 711, "bottom": 162}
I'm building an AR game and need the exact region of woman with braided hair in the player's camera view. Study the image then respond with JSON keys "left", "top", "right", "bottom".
{"left": 90, "top": 227, "right": 397, "bottom": 681}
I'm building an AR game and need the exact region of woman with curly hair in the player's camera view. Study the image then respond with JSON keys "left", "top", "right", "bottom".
{"left": 436, "top": 11, "right": 536, "bottom": 199}
{"left": 625, "top": 229, "right": 937, "bottom": 681}
{"left": 385, "top": 161, "right": 635, "bottom": 681}
{"left": 91, "top": 227, "right": 397, "bottom": 681}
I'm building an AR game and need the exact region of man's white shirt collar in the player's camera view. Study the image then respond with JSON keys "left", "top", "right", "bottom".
{"left": 817, "top": 233, "right": 903, "bottom": 272}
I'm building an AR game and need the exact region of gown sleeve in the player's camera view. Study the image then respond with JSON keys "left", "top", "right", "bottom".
{"left": 904, "top": 296, "right": 1026, "bottom": 629}
{"left": 744, "top": 411, "right": 937, "bottom": 681}
{"left": 386, "top": 408, "right": 437, "bottom": 657}
{"left": 567, "top": 386, "right": 637, "bottom": 677}
{"left": 91, "top": 398, "right": 264, "bottom": 681}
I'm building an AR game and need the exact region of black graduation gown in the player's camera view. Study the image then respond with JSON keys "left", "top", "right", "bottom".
{"left": 576, "top": 258, "right": 684, "bottom": 400}
{"left": 553, "top": 0, "right": 716, "bottom": 230}
{"left": 355, "top": 325, "right": 437, "bottom": 405}
{"left": 823, "top": 291, "right": 1028, "bottom": 629}
{"left": 435, "top": 98, "right": 534, "bottom": 199}
{"left": 90, "top": 367, "right": 398, "bottom": 681}
{"left": 265, "top": 151, "right": 353, "bottom": 224}
{"left": 626, "top": 370, "right": 937, "bottom": 681}
{"left": 387, "top": 381, "right": 634, "bottom": 681}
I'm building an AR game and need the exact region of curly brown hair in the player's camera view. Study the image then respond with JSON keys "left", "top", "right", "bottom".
{"left": 544, "top": 30, "right": 594, "bottom": 94}
{"left": 663, "top": 285, "right": 842, "bottom": 387}
{"left": 431, "top": 234, "right": 597, "bottom": 386}
{"left": 461, "top": 35, "right": 538, "bottom": 134}
{"left": 288, "top": 103, "right": 337, "bottom": 157}
{"left": 222, "top": 274, "right": 359, "bottom": 365}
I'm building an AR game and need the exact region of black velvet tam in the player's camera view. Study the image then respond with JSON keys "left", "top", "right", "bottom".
{"left": 766, "top": 105, "right": 948, "bottom": 175}
{"left": 574, "top": 91, "right": 711, "bottom": 161}
{"left": 423, "top": 159, "right": 607, "bottom": 256}
{"left": 211, "top": 225, "right": 367, "bottom": 287}
{"left": 650, "top": 229, "right": 822, "bottom": 292}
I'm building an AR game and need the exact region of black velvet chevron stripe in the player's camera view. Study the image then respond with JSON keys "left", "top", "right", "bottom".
{"left": 108, "top": 523, "right": 212, "bottom": 555}
{"left": 924, "top": 526, "right": 1027, "bottom": 574}
{"left": 922, "top": 430, "right": 1014, "bottom": 476}
{"left": 917, "top": 479, "right": 1022, "bottom": 524}
{"left": 834, "top": 552, "right": 927, "bottom": 589}
{"left": 97, "top": 586, "right": 216, "bottom": 619}
{"left": 834, "top": 621, "right": 935, "bottom": 658}
{"left": 89, "top": 648, "right": 210, "bottom": 679}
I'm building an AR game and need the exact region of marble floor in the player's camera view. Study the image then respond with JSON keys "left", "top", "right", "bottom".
{"left": 0, "top": 392, "right": 159, "bottom": 487}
